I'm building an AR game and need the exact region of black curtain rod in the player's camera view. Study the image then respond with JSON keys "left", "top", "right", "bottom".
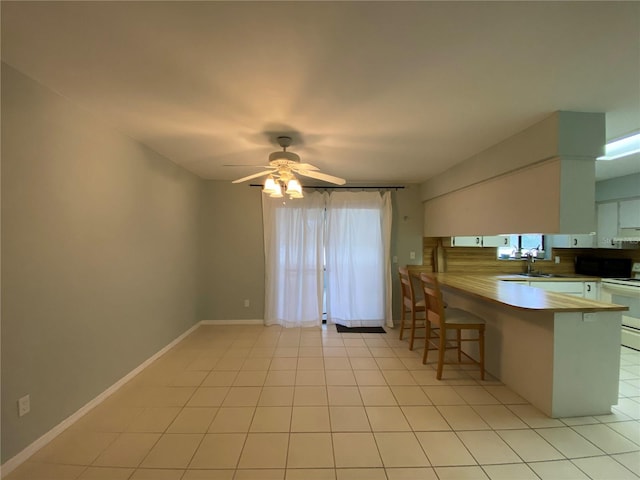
{"left": 249, "top": 184, "right": 405, "bottom": 191}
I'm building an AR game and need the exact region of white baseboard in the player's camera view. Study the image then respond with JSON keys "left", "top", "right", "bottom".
{"left": 1, "top": 321, "right": 202, "bottom": 478}
{"left": 200, "top": 319, "right": 264, "bottom": 325}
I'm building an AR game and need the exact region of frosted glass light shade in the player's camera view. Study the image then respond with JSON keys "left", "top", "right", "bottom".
{"left": 269, "top": 182, "right": 283, "bottom": 198}
{"left": 263, "top": 176, "right": 277, "bottom": 194}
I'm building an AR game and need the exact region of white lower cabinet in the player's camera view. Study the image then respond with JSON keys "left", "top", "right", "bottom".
{"left": 528, "top": 280, "right": 599, "bottom": 299}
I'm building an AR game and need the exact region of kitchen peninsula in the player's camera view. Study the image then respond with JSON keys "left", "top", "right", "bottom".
{"left": 434, "top": 274, "right": 628, "bottom": 418}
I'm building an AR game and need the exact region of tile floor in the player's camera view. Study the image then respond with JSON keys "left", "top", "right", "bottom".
{"left": 6, "top": 325, "right": 640, "bottom": 480}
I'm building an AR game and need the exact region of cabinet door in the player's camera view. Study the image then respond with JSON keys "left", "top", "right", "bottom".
{"left": 619, "top": 199, "right": 640, "bottom": 228}
{"left": 583, "top": 282, "right": 598, "bottom": 300}
{"left": 571, "top": 234, "right": 596, "bottom": 248}
{"left": 481, "top": 235, "right": 510, "bottom": 247}
{"left": 597, "top": 202, "right": 620, "bottom": 249}
{"left": 529, "top": 281, "right": 584, "bottom": 295}
{"left": 452, "top": 236, "right": 482, "bottom": 247}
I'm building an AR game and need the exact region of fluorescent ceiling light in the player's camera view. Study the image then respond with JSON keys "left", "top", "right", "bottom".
{"left": 597, "top": 132, "right": 640, "bottom": 161}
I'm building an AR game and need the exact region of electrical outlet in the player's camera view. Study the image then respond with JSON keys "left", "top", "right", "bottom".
{"left": 18, "top": 394, "right": 30, "bottom": 417}
{"left": 409, "top": 251, "right": 416, "bottom": 260}
{"left": 555, "top": 256, "right": 560, "bottom": 264}
{"left": 244, "top": 299, "right": 250, "bottom": 308}
{"left": 392, "top": 256, "right": 398, "bottom": 264}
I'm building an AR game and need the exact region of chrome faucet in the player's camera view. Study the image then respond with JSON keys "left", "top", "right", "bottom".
{"left": 525, "top": 250, "right": 537, "bottom": 274}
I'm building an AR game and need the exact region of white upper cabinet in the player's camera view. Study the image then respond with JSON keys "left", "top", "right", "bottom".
{"left": 480, "top": 235, "right": 511, "bottom": 247}
{"left": 619, "top": 199, "right": 640, "bottom": 228}
{"left": 549, "top": 234, "right": 596, "bottom": 248}
{"left": 451, "top": 236, "right": 510, "bottom": 247}
{"left": 597, "top": 202, "right": 620, "bottom": 249}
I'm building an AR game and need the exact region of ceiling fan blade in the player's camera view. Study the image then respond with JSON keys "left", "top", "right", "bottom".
{"left": 297, "top": 169, "right": 346, "bottom": 185}
{"left": 291, "top": 163, "right": 319, "bottom": 171}
{"left": 232, "top": 170, "right": 273, "bottom": 184}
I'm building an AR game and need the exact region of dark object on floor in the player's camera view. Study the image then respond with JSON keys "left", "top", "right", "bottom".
{"left": 336, "top": 325, "right": 386, "bottom": 334}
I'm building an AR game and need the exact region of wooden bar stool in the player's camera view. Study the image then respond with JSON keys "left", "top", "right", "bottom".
{"left": 419, "top": 272, "right": 485, "bottom": 380}
{"left": 398, "top": 267, "right": 426, "bottom": 350}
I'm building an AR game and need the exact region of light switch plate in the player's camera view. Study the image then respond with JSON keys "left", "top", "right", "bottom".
{"left": 409, "top": 251, "right": 416, "bottom": 260}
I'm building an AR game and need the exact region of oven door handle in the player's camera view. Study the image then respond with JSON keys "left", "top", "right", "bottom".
{"left": 601, "top": 283, "right": 640, "bottom": 295}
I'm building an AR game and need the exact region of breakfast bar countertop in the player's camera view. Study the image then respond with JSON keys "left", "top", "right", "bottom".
{"left": 433, "top": 273, "right": 628, "bottom": 313}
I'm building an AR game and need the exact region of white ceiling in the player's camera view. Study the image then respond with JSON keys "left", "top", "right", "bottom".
{"left": 2, "top": 1, "right": 639, "bottom": 183}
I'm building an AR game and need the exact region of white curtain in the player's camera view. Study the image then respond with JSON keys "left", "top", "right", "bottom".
{"left": 325, "top": 191, "right": 393, "bottom": 328}
{"left": 262, "top": 191, "right": 326, "bottom": 327}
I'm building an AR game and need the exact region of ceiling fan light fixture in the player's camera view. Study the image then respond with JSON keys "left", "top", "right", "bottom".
{"left": 286, "top": 178, "right": 303, "bottom": 197}
{"left": 269, "top": 182, "right": 283, "bottom": 198}
{"left": 263, "top": 175, "right": 278, "bottom": 194}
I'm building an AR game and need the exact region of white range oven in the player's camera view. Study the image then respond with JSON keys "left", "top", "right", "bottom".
{"left": 600, "top": 263, "right": 640, "bottom": 350}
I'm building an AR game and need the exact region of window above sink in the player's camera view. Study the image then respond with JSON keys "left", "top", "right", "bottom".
{"left": 497, "top": 234, "right": 546, "bottom": 260}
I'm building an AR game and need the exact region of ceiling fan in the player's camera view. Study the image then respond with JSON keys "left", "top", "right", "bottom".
{"left": 231, "top": 136, "right": 346, "bottom": 198}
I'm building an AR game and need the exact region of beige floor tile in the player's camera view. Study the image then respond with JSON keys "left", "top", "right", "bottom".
{"left": 170, "top": 370, "right": 208, "bottom": 387}
{"left": 286, "top": 468, "right": 336, "bottom": 479}
{"left": 187, "top": 387, "right": 230, "bottom": 407}
{"left": 140, "top": 433, "right": 203, "bottom": 468}
{"left": 214, "top": 357, "right": 245, "bottom": 371}
{"left": 375, "top": 358, "right": 407, "bottom": 370}
{"left": 343, "top": 339, "right": 367, "bottom": 347}
{"left": 167, "top": 407, "right": 217, "bottom": 433}
{"left": 298, "top": 346, "right": 325, "bottom": 357}
{"left": 528, "top": 459, "right": 590, "bottom": 479}
{"left": 274, "top": 347, "right": 299, "bottom": 357}
{"left": 323, "top": 347, "right": 348, "bottom": 357}
{"left": 384, "top": 467, "right": 438, "bottom": 479}
{"left": 335, "top": 467, "right": 386, "bottom": 479}
{"left": 408, "top": 371, "right": 442, "bottom": 386}
{"left": 238, "top": 433, "right": 289, "bottom": 468}
{"left": 186, "top": 356, "right": 220, "bottom": 371}
{"left": 561, "top": 415, "right": 601, "bottom": 426}
{"left": 346, "top": 347, "right": 372, "bottom": 357}
{"left": 234, "top": 470, "right": 285, "bottom": 480}
{"left": 572, "top": 423, "right": 640, "bottom": 454}
{"left": 126, "top": 407, "right": 181, "bottom": 432}
{"left": 390, "top": 386, "right": 432, "bottom": 406}
{"left": 536, "top": 426, "right": 605, "bottom": 458}
{"left": 180, "top": 469, "right": 236, "bottom": 480}
{"left": 415, "top": 431, "right": 476, "bottom": 467}
{"left": 349, "top": 358, "right": 379, "bottom": 370}
{"left": 572, "top": 455, "right": 639, "bottom": 479}
{"left": 457, "top": 430, "right": 521, "bottom": 465}
{"left": 269, "top": 357, "right": 298, "bottom": 370}
{"left": 369, "top": 347, "right": 396, "bottom": 358}
{"left": 324, "top": 338, "right": 346, "bottom": 347}
{"left": 30, "top": 430, "right": 119, "bottom": 465}
{"left": 421, "top": 386, "right": 466, "bottom": 405}
{"left": 613, "top": 451, "right": 640, "bottom": 476}
{"left": 72, "top": 405, "right": 143, "bottom": 433}
{"left": 437, "top": 405, "right": 490, "bottom": 430}
{"left": 92, "top": 432, "right": 160, "bottom": 467}
{"left": 332, "top": 433, "right": 383, "bottom": 467}
{"left": 5, "top": 462, "right": 87, "bottom": 480}
{"left": 374, "top": 432, "right": 430, "bottom": 467}
{"left": 496, "top": 430, "right": 564, "bottom": 462}
{"left": 233, "top": 371, "right": 267, "bottom": 387}
{"left": 297, "top": 357, "right": 325, "bottom": 370}
{"left": 287, "top": 433, "right": 335, "bottom": 468}
{"left": 202, "top": 371, "right": 238, "bottom": 387}
{"left": 222, "top": 387, "right": 261, "bottom": 407}
{"left": 434, "top": 466, "right": 489, "bottom": 479}
{"left": 471, "top": 405, "right": 528, "bottom": 430}
{"left": 366, "top": 406, "right": 411, "bottom": 431}
{"left": 291, "top": 406, "right": 331, "bottom": 432}
{"left": 296, "top": 370, "right": 327, "bottom": 385}
{"left": 359, "top": 386, "right": 398, "bottom": 406}
{"left": 208, "top": 407, "right": 255, "bottom": 433}
{"left": 250, "top": 406, "right": 292, "bottom": 432}
{"left": 327, "top": 386, "right": 363, "bottom": 406}
{"left": 258, "top": 386, "right": 294, "bottom": 406}
{"left": 507, "top": 404, "right": 564, "bottom": 428}
{"left": 354, "top": 370, "right": 387, "bottom": 386}
{"left": 242, "top": 357, "right": 272, "bottom": 370}
{"left": 483, "top": 386, "right": 528, "bottom": 404}
{"left": 294, "top": 386, "right": 328, "bottom": 405}
{"left": 401, "top": 406, "right": 450, "bottom": 431}
{"left": 265, "top": 370, "right": 297, "bottom": 386}
{"left": 325, "top": 370, "right": 357, "bottom": 386}
{"left": 607, "top": 420, "right": 640, "bottom": 445}
{"left": 382, "top": 370, "right": 418, "bottom": 386}
{"left": 480, "top": 463, "right": 538, "bottom": 479}
{"left": 324, "top": 358, "right": 353, "bottom": 370}
{"left": 453, "top": 386, "right": 500, "bottom": 405}
{"left": 77, "top": 467, "right": 134, "bottom": 479}
{"left": 189, "top": 433, "right": 246, "bottom": 469}
{"left": 330, "top": 406, "right": 371, "bottom": 432}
